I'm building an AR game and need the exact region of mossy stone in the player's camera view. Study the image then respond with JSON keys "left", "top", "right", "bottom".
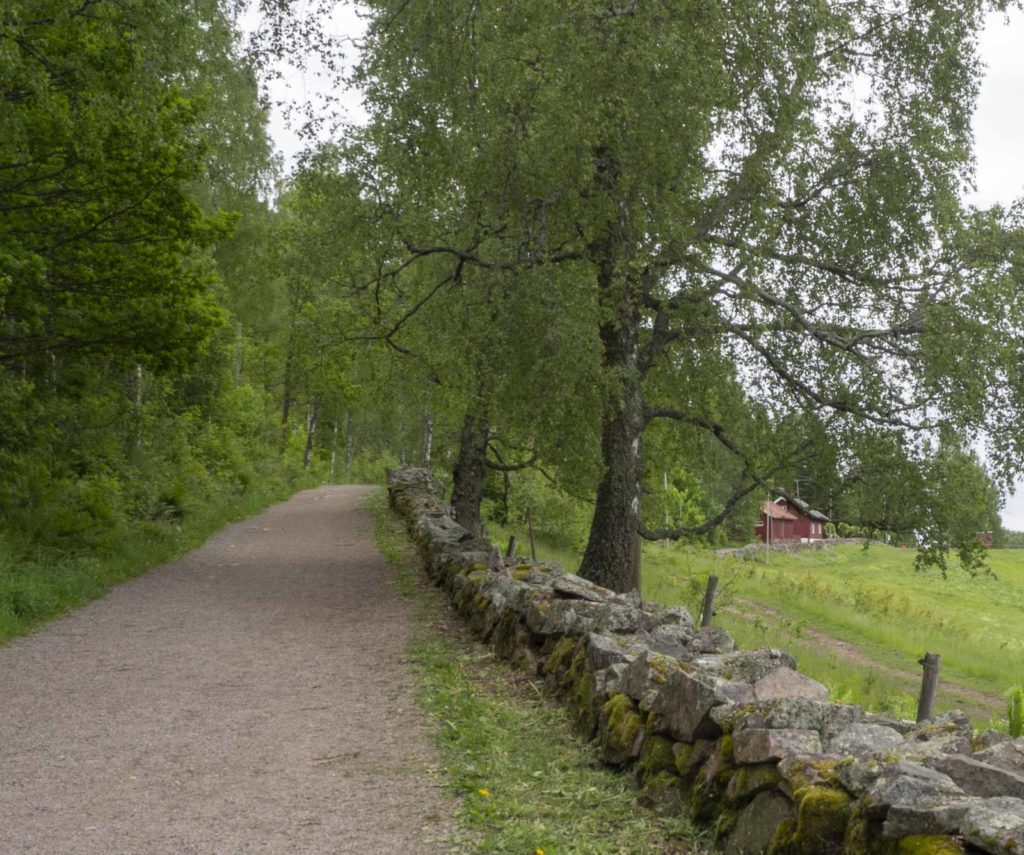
{"left": 690, "top": 735, "right": 736, "bottom": 822}
{"left": 896, "top": 836, "right": 965, "bottom": 855}
{"left": 770, "top": 786, "right": 852, "bottom": 855}
{"left": 637, "top": 734, "right": 676, "bottom": 785}
{"left": 727, "top": 762, "right": 781, "bottom": 806}
{"left": 599, "top": 693, "right": 644, "bottom": 766}
{"left": 542, "top": 636, "right": 578, "bottom": 679}
{"left": 675, "top": 739, "right": 714, "bottom": 786}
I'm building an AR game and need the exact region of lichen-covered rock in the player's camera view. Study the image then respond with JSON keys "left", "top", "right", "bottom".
{"left": 753, "top": 667, "right": 830, "bottom": 702}
{"left": 902, "top": 712, "right": 974, "bottom": 757}
{"left": 734, "top": 728, "right": 823, "bottom": 766}
{"left": 930, "top": 754, "right": 1024, "bottom": 799}
{"left": 598, "top": 693, "right": 645, "bottom": 766}
{"left": 960, "top": 797, "right": 1024, "bottom": 855}
{"left": 974, "top": 730, "right": 1014, "bottom": 752}
{"left": 975, "top": 738, "right": 1024, "bottom": 775}
{"left": 862, "top": 760, "right": 964, "bottom": 819}
{"left": 594, "top": 662, "right": 627, "bottom": 697}
{"left": 585, "top": 632, "right": 645, "bottom": 671}
{"left": 726, "top": 790, "right": 794, "bottom": 855}
{"left": 477, "top": 573, "right": 539, "bottom": 617}
{"left": 694, "top": 648, "right": 797, "bottom": 683}
{"left": 733, "top": 697, "right": 864, "bottom": 738}
{"left": 882, "top": 798, "right": 977, "bottom": 839}
{"left": 828, "top": 723, "right": 906, "bottom": 757}
{"left": 525, "top": 596, "right": 643, "bottom": 636}
{"left": 551, "top": 573, "right": 630, "bottom": 604}
{"left": 638, "top": 603, "right": 696, "bottom": 635}
{"left": 651, "top": 666, "right": 754, "bottom": 742}
{"left": 619, "top": 650, "right": 684, "bottom": 710}
{"left": 689, "top": 625, "right": 737, "bottom": 654}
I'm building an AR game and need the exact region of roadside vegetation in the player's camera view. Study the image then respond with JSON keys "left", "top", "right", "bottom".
{"left": 369, "top": 491, "right": 711, "bottom": 855}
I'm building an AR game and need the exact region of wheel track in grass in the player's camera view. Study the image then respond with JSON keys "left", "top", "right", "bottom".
{"left": 722, "top": 596, "right": 1003, "bottom": 721}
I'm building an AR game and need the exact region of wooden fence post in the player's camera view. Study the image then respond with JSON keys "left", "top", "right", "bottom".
{"left": 526, "top": 507, "right": 536, "bottom": 562}
{"left": 506, "top": 534, "right": 518, "bottom": 559}
{"left": 916, "top": 652, "right": 941, "bottom": 722}
{"left": 700, "top": 575, "right": 719, "bottom": 628}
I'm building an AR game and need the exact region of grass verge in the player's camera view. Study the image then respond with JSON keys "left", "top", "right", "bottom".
{"left": 368, "top": 491, "right": 710, "bottom": 855}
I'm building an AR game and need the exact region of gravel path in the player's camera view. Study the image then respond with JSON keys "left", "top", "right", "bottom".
{"left": 0, "top": 486, "right": 451, "bottom": 854}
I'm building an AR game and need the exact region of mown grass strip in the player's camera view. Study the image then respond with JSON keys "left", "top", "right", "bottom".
{"left": 368, "top": 491, "right": 710, "bottom": 855}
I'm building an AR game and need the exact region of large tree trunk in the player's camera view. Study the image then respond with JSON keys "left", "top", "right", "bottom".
{"left": 451, "top": 412, "right": 489, "bottom": 534}
{"left": 578, "top": 268, "right": 645, "bottom": 593}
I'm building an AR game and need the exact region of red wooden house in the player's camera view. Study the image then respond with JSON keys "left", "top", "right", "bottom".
{"left": 754, "top": 495, "right": 829, "bottom": 543}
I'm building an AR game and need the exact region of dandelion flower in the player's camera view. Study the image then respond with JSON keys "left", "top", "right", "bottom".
{"left": 477, "top": 788, "right": 490, "bottom": 797}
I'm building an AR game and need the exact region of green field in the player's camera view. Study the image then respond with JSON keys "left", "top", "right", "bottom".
{"left": 495, "top": 526, "right": 1022, "bottom": 729}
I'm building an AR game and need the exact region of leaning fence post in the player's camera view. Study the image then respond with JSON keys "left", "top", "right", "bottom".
{"left": 916, "top": 652, "right": 941, "bottom": 722}
{"left": 526, "top": 507, "right": 536, "bottom": 562}
{"left": 505, "top": 534, "right": 518, "bottom": 559}
{"left": 700, "top": 575, "right": 719, "bottom": 628}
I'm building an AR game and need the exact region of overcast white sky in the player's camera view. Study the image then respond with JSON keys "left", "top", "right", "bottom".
{"left": 252, "top": 7, "right": 1024, "bottom": 528}
{"left": 969, "top": 10, "right": 1024, "bottom": 529}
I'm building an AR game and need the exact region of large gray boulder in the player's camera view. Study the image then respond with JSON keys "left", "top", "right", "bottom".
{"left": 731, "top": 696, "right": 863, "bottom": 738}
{"left": 692, "top": 648, "right": 797, "bottom": 683}
{"left": 733, "top": 728, "right": 822, "bottom": 765}
{"left": 725, "top": 790, "right": 793, "bottom": 855}
{"left": 882, "top": 798, "right": 977, "bottom": 838}
{"left": 524, "top": 597, "right": 643, "bottom": 636}
{"left": 585, "top": 632, "right": 646, "bottom": 672}
{"left": 828, "top": 723, "right": 905, "bottom": 757}
{"left": 976, "top": 738, "right": 1024, "bottom": 775}
{"left": 930, "top": 754, "right": 1024, "bottom": 800}
{"left": 752, "top": 667, "right": 829, "bottom": 702}
{"left": 862, "top": 760, "right": 964, "bottom": 818}
{"left": 617, "top": 650, "right": 686, "bottom": 709}
{"left": 961, "top": 797, "right": 1024, "bottom": 855}
{"left": 651, "top": 667, "right": 755, "bottom": 742}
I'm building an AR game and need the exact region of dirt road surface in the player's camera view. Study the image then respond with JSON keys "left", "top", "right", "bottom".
{"left": 0, "top": 486, "right": 451, "bottom": 854}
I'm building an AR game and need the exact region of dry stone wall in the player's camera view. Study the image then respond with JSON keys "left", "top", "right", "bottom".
{"left": 387, "top": 468, "right": 1024, "bottom": 854}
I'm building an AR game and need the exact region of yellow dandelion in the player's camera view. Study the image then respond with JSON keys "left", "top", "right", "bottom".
{"left": 477, "top": 788, "right": 490, "bottom": 797}
{"left": 535, "top": 849, "right": 545, "bottom": 855}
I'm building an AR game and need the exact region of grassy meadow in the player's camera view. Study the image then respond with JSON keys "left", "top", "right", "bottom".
{"left": 490, "top": 523, "right": 1023, "bottom": 728}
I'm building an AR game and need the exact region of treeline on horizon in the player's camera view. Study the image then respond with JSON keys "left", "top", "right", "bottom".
{"left": 2, "top": 0, "right": 1023, "bottom": 628}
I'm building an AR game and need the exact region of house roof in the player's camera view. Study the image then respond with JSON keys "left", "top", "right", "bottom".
{"left": 770, "top": 490, "right": 830, "bottom": 522}
{"left": 762, "top": 501, "right": 799, "bottom": 521}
